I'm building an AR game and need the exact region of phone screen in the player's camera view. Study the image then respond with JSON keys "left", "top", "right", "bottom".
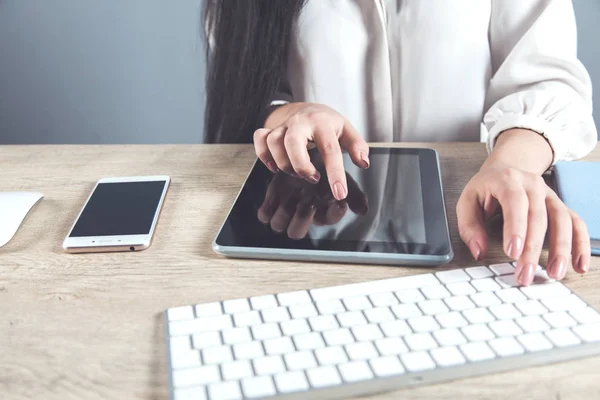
{"left": 69, "top": 181, "right": 167, "bottom": 237}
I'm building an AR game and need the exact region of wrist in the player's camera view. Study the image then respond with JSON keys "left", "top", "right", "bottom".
{"left": 483, "top": 128, "right": 553, "bottom": 175}
{"left": 264, "top": 102, "right": 307, "bottom": 129}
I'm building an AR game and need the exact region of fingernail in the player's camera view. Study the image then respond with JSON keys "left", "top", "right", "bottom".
{"left": 507, "top": 236, "right": 523, "bottom": 259}
{"left": 360, "top": 152, "right": 370, "bottom": 169}
{"left": 332, "top": 182, "right": 347, "bottom": 201}
{"left": 469, "top": 240, "right": 482, "bottom": 261}
{"left": 266, "top": 161, "right": 279, "bottom": 173}
{"left": 307, "top": 172, "right": 321, "bottom": 184}
{"left": 517, "top": 263, "right": 536, "bottom": 286}
{"left": 549, "top": 256, "right": 567, "bottom": 280}
{"left": 578, "top": 256, "right": 588, "bottom": 273}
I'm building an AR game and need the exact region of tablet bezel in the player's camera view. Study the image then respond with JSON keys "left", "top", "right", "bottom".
{"left": 213, "top": 147, "right": 453, "bottom": 266}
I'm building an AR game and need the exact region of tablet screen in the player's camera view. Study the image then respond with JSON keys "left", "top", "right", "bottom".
{"left": 215, "top": 148, "right": 451, "bottom": 256}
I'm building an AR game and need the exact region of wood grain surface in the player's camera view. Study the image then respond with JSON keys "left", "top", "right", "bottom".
{"left": 1, "top": 143, "right": 599, "bottom": 400}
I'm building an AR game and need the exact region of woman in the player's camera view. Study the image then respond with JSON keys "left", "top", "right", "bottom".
{"left": 203, "top": 0, "right": 598, "bottom": 286}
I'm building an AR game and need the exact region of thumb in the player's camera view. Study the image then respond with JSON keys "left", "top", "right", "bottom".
{"left": 456, "top": 190, "right": 488, "bottom": 262}
{"left": 339, "top": 120, "right": 370, "bottom": 169}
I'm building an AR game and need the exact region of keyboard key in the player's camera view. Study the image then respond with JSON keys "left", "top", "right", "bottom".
{"left": 391, "top": 304, "right": 422, "bottom": 319}
{"left": 168, "top": 306, "right": 194, "bottom": 321}
{"left": 489, "top": 320, "right": 523, "bottom": 337}
{"left": 436, "top": 269, "right": 471, "bottom": 284}
{"left": 515, "top": 300, "right": 547, "bottom": 316}
{"left": 306, "top": 366, "right": 342, "bottom": 388}
{"left": 488, "top": 337, "right": 524, "bottom": 357}
{"left": 274, "top": 371, "right": 310, "bottom": 393}
{"left": 261, "top": 307, "right": 290, "bottom": 323}
{"left": 222, "top": 327, "right": 252, "bottom": 345}
{"left": 170, "top": 315, "right": 232, "bottom": 336}
{"left": 370, "top": 355, "right": 406, "bottom": 377}
{"left": 352, "top": 324, "right": 384, "bottom": 342}
{"left": 338, "top": 360, "right": 374, "bottom": 382}
{"left": 241, "top": 376, "right": 276, "bottom": 398}
{"left": 249, "top": 294, "right": 278, "bottom": 310}
{"left": 430, "top": 346, "right": 466, "bottom": 367}
{"left": 252, "top": 355, "right": 286, "bottom": 375}
{"left": 419, "top": 299, "right": 449, "bottom": 315}
{"left": 289, "top": 303, "right": 318, "bottom": 319}
{"left": 375, "top": 337, "right": 409, "bottom": 355}
{"left": 517, "top": 333, "right": 553, "bottom": 351}
{"left": 496, "top": 288, "right": 527, "bottom": 304}
{"left": 364, "top": 307, "right": 396, "bottom": 323}
{"left": 421, "top": 285, "right": 451, "bottom": 300}
{"left": 170, "top": 336, "right": 192, "bottom": 354}
{"left": 310, "top": 273, "right": 439, "bottom": 302}
{"left": 323, "top": 328, "right": 355, "bottom": 346}
{"left": 264, "top": 337, "right": 295, "bottom": 355}
{"left": 316, "top": 299, "right": 345, "bottom": 315}
{"left": 395, "top": 288, "right": 425, "bottom": 303}
{"left": 460, "top": 342, "right": 496, "bottom": 362}
{"left": 401, "top": 351, "right": 436, "bottom": 372}
{"left": 223, "top": 298, "right": 250, "bottom": 314}
{"left": 277, "top": 290, "right": 312, "bottom": 306}
{"left": 208, "top": 381, "right": 242, "bottom": 400}
{"left": 251, "top": 323, "right": 281, "bottom": 341}
{"left": 280, "top": 319, "right": 311, "bottom": 336}
{"left": 470, "top": 292, "right": 501, "bottom": 307}
{"left": 461, "top": 324, "right": 495, "bottom": 342}
{"left": 445, "top": 295, "right": 476, "bottom": 311}
{"left": 517, "top": 316, "right": 550, "bottom": 333}
{"left": 543, "top": 312, "right": 577, "bottom": 329}
{"left": 221, "top": 360, "right": 253, "bottom": 380}
{"left": 463, "top": 308, "right": 495, "bottom": 324}
{"left": 436, "top": 312, "right": 468, "bottom": 329}
{"left": 446, "top": 282, "right": 476, "bottom": 296}
{"left": 489, "top": 263, "right": 515, "bottom": 276}
{"left": 345, "top": 341, "right": 378, "bottom": 360}
{"left": 573, "top": 323, "right": 600, "bottom": 343}
{"left": 337, "top": 311, "right": 368, "bottom": 327}
{"left": 495, "top": 274, "right": 519, "bottom": 289}
{"left": 233, "top": 310, "right": 262, "bottom": 327}
{"left": 309, "top": 315, "right": 339, "bottom": 332}
{"left": 174, "top": 387, "right": 207, "bottom": 400}
{"left": 521, "top": 283, "right": 570, "bottom": 300}
{"left": 489, "top": 303, "right": 521, "bottom": 320}
{"left": 195, "top": 302, "right": 222, "bottom": 318}
{"left": 170, "top": 349, "right": 201, "bottom": 369}
{"left": 344, "top": 295, "right": 372, "bottom": 311}
{"left": 434, "top": 328, "right": 467, "bottom": 346}
{"left": 173, "top": 365, "right": 220, "bottom": 388}
{"left": 380, "top": 319, "right": 412, "bottom": 337}
{"left": 541, "top": 294, "right": 587, "bottom": 312}
{"left": 203, "top": 345, "right": 233, "bottom": 364}
{"left": 284, "top": 350, "right": 318, "bottom": 370}
{"left": 369, "top": 292, "right": 399, "bottom": 307}
{"left": 294, "top": 332, "right": 325, "bottom": 350}
{"left": 466, "top": 266, "right": 494, "bottom": 279}
{"left": 409, "top": 316, "right": 440, "bottom": 333}
{"left": 315, "top": 346, "right": 348, "bottom": 365}
{"left": 471, "top": 278, "right": 501, "bottom": 292}
{"left": 233, "top": 341, "right": 264, "bottom": 360}
{"left": 405, "top": 332, "right": 438, "bottom": 351}
{"left": 545, "top": 328, "right": 581, "bottom": 347}
{"left": 570, "top": 307, "right": 600, "bottom": 324}
{"left": 193, "top": 331, "right": 222, "bottom": 349}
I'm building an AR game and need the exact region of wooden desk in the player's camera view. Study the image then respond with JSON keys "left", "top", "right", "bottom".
{"left": 1, "top": 144, "right": 599, "bottom": 400}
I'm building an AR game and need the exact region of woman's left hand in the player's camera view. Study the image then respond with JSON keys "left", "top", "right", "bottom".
{"left": 457, "top": 159, "right": 591, "bottom": 286}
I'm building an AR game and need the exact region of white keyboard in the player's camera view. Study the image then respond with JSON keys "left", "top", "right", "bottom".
{"left": 164, "top": 264, "right": 600, "bottom": 400}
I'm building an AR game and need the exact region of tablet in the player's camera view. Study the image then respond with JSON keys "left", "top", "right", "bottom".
{"left": 213, "top": 147, "right": 453, "bottom": 266}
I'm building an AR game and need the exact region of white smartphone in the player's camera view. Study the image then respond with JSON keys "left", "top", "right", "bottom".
{"left": 62, "top": 175, "right": 170, "bottom": 253}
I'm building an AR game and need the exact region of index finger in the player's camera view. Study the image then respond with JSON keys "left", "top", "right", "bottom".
{"left": 314, "top": 132, "right": 347, "bottom": 201}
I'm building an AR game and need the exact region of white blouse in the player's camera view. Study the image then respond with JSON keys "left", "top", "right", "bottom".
{"left": 272, "top": 0, "right": 597, "bottom": 163}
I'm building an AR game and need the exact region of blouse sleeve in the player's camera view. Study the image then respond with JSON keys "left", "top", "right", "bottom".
{"left": 484, "top": 0, "right": 597, "bottom": 163}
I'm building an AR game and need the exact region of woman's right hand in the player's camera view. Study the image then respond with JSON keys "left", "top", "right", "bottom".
{"left": 253, "top": 102, "right": 370, "bottom": 201}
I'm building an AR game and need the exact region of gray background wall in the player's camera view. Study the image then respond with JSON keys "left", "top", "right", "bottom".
{"left": 0, "top": 0, "right": 598, "bottom": 144}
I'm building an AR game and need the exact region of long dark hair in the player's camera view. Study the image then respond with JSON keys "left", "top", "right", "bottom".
{"left": 203, "top": 0, "right": 306, "bottom": 143}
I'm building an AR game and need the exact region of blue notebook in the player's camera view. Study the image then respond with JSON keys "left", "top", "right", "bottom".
{"left": 553, "top": 161, "right": 600, "bottom": 256}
